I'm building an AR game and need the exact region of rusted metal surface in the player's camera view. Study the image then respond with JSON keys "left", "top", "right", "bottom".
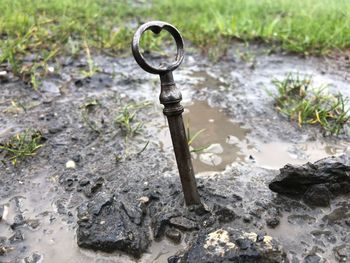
{"left": 132, "top": 21, "right": 201, "bottom": 206}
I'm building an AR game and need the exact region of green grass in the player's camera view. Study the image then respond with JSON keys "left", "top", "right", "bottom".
{"left": 151, "top": 0, "right": 350, "bottom": 55}
{"left": 186, "top": 121, "right": 208, "bottom": 153}
{"left": 115, "top": 101, "right": 152, "bottom": 138}
{"left": 0, "top": 129, "right": 44, "bottom": 165}
{"left": 80, "top": 98, "right": 102, "bottom": 134}
{"left": 114, "top": 101, "right": 152, "bottom": 161}
{"left": 0, "top": 0, "right": 349, "bottom": 85}
{"left": 272, "top": 73, "right": 350, "bottom": 135}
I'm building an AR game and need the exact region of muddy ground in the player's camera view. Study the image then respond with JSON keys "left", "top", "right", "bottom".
{"left": 0, "top": 43, "right": 350, "bottom": 262}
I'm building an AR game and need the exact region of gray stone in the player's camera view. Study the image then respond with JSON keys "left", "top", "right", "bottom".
{"left": 266, "top": 217, "right": 280, "bottom": 228}
{"left": 79, "top": 178, "right": 90, "bottom": 187}
{"left": 23, "top": 252, "right": 43, "bottom": 263}
{"left": 333, "top": 244, "right": 350, "bottom": 262}
{"left": 76, "top": 193, "right": 150, "bottom": 258}
{"left": 213, "top": 204, "right": 238, "bottom": 223}
{"left": 83, "top": 177, "right": 104, "bottom": 198}
{"left": 288, "top": 214, "right": 316, "bottom": 225}
{"left": 304, "top": 254, "right": 322, "bottom": 263}
{"left": 165, "top": 229, "right": 182, "bottom": 244}
{"left": 40, "top": 80, "right": 60, "bottom": 94}
{"left": 168, "top": 255, "right": 182, "bottom": 263}
{"left": 179, "top": 228, "right": 287, "bottom": 263}
{"left": 26, "top": 219, "right": 40, "bottom": 229}
{"left": 9, "top": 230, "right": 24, "bottom": 243}
{"left": 269, "top": 155, "right": 350, "bottom": 206}
{"left": 169, "top": 216, "right": 198, "bottom": 231}
{"left": 322, "top": 203, "right": 350, "bottom": 224}
{"left": 0, "top": 244, "right": 12, "bottom": 256}
{"left": 11, "top": 214, "right": 25, "bottom": 229}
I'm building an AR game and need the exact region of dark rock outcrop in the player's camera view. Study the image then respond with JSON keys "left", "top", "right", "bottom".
{"left": 269, "top": 155, "right": 350, "bottom": 206}
{"left": 76, "top": 192, "right": 150, "bottom": 258}
{"left": 178, "top": 228, "right": 287, "bottom": 263}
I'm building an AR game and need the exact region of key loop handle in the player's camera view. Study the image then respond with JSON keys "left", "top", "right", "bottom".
{"left": 131, "top": 21, "right": 184, "bottom": 75}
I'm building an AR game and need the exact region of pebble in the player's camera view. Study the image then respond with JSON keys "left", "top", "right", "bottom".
{"left": 65, "top": 160, "right": 76, "bottom": 169}
{"left": 138, "top": 196, "right": 150, "bottom": 204}
{"left": 169, "top": 216, "right": 198, "bottom": 231}
{"left": 79, "top": 178, "right": 90, "bottom": 187}
{"left": 9, "top": 230, "right": 24, "bottom": 243}
{"left": 266, "top": 217, "right": 280, "bottom": 229}
{"left": 165, "top": 229, "right": 182, "bottom": 243}
{"left": 23, "top": 252, "right": 43, "bottom": 263}
{"left": 0, "top": 71, "right": 8, "bottom": 83}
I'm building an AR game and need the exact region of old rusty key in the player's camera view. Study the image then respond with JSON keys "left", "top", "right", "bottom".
{"left": 132, "top": 21, "right": 201, "bottom": 206}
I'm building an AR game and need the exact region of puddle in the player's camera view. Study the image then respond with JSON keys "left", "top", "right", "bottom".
{"left": 157, "top": 99, "right": 350, "bottom": 173}
{"left": 190, "top": 70, "right": 228, "bottom": 91}
{"left": 263, "top": 199, "right": 350, "bottom": 262}
{"left": 183, "top": 100, "right": 250, "bottom": 173}
{"left": 0, "top": 172, "right": 185, "bottom": 263}
{"left": 251, "top": 140, "right": 350, "bottom": 169}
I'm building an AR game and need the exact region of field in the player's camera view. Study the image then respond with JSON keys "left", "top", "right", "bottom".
{"left": 1, "top": 1, "right": 350, "bottom": 262}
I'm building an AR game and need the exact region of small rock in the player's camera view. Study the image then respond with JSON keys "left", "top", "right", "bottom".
{"left": 179, "top": 228, "right": 287, "bottom": 262}
{"left": 168, "top": 255, "right": 182, "bottom": 263}
{"left": 288, "top": 214, "right": 316, "bottom": 225}
{"left": 72, "top": 154, "right": 82, "bottom": 163}
{"left": 47, "top": 66, "right": 55, "bottom": 73}
{"left": 199, "top": 153, "right": 222, "bottom": 166}
{"left": 83, "top": 177, "right": 104, "bottom": 198}
{"left": 0, "top": 71, "right": 8, "bottom": 83}
{"left": 304, "top": 254, "right": 322, "bottom": 263}
{"left": 26, "top": 219, "right": 40, "bottom": 229}
{"left": 243, "top": 216, "right": 252, "bottom": 223}
{"left": 165, "top": 229, "right": 182, "bottom": 244}
{"left": 9, "top": 230, "right": 24, "bottom": 243}
{"left": 40, "top": 80, "right": 61, "bottom": 94}
{"left": 23, "top": 252, "right": 43, "bottom": 263}
{"left": 11, "top": 214, "right": 25, "bottom": 229}
{"left": 333, "top": 244, "right": 350, "bottom": 262}
{"left": 79, "top": 178, "right": 90, "bottom": 187}
{"left": 77, "top": 193, "right": 150, "bottom": 258}
{"left": 266, "top": 217, "right": 280, "bottom": 228}
{"left": 169, "top": 216, "right": 198, "bottom": 231}
{"left": 138, "top": 196, "right": 150, "bottom": 204}
{"left": 214, "top": 205, "right": 237, "bottom": 223}
{"left": 236, "top": 238, "right": 251, "bottom": 250}
{"left": 322, "top": 204, "right": 350, "bottom": 224}
{"left": 269, "top": 155, "right": 350, "bottom": 206}
{"left": 65, "top": 160, "right": 76, "bottom": 169}
{"left": 0, "top": 244, "right": 12, "bottom": 256}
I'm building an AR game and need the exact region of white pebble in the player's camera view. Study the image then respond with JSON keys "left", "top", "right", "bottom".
{"left": 65, "top": 160, "right": 76, "bottom": 169}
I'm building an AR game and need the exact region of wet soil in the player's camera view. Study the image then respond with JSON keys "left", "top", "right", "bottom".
{"left": 1, "top": 43, "right": 350, "bottom": 262}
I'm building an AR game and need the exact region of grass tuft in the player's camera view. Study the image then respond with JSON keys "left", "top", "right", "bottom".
{"left": 272, "top": 73, "right": 350, "bottom": 135}
{"left": 114, "top": 101, "right": 152, "bottom": 161}
{"left": 0, "top": 129, "right": 44, "bottom": 165}
{"left": 115, "top": 101, "right": 152, "bottom": 138}
{"left": 186, "top": 120, "right": 209, "bottom": 153}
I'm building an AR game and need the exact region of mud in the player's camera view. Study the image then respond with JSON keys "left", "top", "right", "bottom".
{"left": 1, "top": 42, "right": 350, "bottom": 262}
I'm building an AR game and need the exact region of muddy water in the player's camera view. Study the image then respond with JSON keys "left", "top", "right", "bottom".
{"left": 264, "top": 196, "right": 350, "bottom": 262}
{"left": 1, "top": 171, "right": 185, "bottom": 263}
{"left": 184, "top": 100, "right": 249, "bottom": 173}
{"left": 158, "top": 99, "right": 350, "bottom": 173}
{"left": 252, "top": 140, "right": 350, "bottom": 169}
